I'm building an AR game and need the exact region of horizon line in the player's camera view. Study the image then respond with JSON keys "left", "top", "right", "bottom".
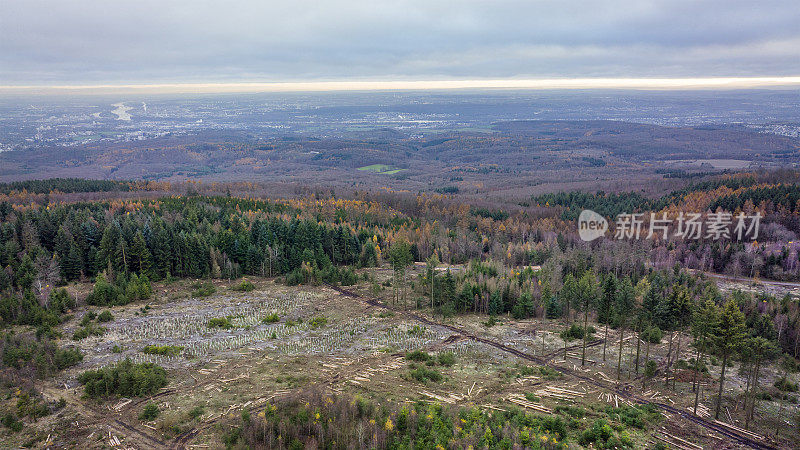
{"left": 3, "top": 76, "right": 800, "bottom": 94}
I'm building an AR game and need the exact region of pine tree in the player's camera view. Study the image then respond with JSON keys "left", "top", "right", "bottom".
{"left": 615, "top": 277, "right": 635, "bottom": 380}
{"left": 713, "top": 299, "right": 746, "bottom": 419}
{"left": 578, "top": 271, "right": 599, "bottom": 366}
{"left": 130, "top": 231, "right": 152, "bottom": 276}
{"left": 599, "top": 274, "right": 617, "bottom": 361}
{"left": 387, "top": 241, "right": 413, "bottom": 306}
{"left": 560, "top": 273, "right": 578, "bottom": 322}
{"left": 426, "top": 254, "right": 439, "bottom": 308}
{"left": 691, "top": 293, "right": 718, "bottom": 415}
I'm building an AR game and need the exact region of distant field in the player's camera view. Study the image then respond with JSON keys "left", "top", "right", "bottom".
{"left": 357, "top": 164, "right": 406, "bottom": 174}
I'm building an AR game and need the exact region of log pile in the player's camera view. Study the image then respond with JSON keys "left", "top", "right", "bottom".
{"left": 534, "top": 385, "right": 585, "bottom": 401}
{"left": 506, "top": 394, "right": 552, "bottom": 413}
{"left": 712, "top": 420, "right": 765, "bottom": 441}
{"left": 419, "top": 390, "right": 465, "bottom": 404}
{"left": 652, "top": 430, "right": 703, "bottom": 450}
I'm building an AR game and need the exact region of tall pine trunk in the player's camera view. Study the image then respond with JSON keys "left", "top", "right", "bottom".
{"left": 617, "top": 326, "right": 625, "bottom": 380}
{"left": 715, "top": 352, "right": 729, "bottom": 420}
{"left": 746, "top": 355, "right": 762, "bottom": 430}
{"left": 693, "top": 348, "right": 703, "bottom": 415}
{"left": 603, "top": 322, "right": 609, "bottom": 361}
{"left": 581, "top": 307, "right": 589, "bottom": 366}
{"left": 634, "top": 324, "right": 642, "bottom": 374}
{"left": 665, "top": 331, "right": 674, "bottom": 387}
{"left": 673, "top": 332, "right": 682, "bottom": 389}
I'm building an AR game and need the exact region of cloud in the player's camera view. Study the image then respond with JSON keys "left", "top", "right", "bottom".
{"left": 1, "top": 0, "right": 799, "bottom": 84}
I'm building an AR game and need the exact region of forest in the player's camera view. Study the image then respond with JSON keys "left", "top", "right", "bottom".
{"left": 0, "top": 174, "right": 799, "bottom": 448}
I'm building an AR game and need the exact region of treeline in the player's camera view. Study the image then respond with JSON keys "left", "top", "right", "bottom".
{"left": 531, "top": 191, "right": 658, "bottom": 221}
{"left": 530, "top": 175, "right": 762, "bottom": 220}
{"left": 0, "top": 196, "right": 367, "bottom": 289}
{"left": 709, "top": 184, "right": 800, "bottom": 213}
{"left": 0, "top": 178, "right": 130, "bottom": 195}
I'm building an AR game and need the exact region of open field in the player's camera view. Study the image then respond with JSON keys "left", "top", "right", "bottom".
{"left": 357, "top": 164, "right": 406, "bottom": 175}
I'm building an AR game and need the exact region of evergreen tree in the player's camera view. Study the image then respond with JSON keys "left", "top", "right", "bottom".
{"left": 615, "top": 277, "right": 635, "bottom": 380}
{"left": 578, "top": 271, "right": 599, "bottom": 366}
{"left": 130, "top": 231, "right": 152, "bottom": 276}
{"left": 599, "top": 274, "right": 617, "bottom": 361}
{"left": 712, "top": 299, "right": 746, "bottom": 419}
{"left": 691, "top": 293, "right": 718, "bottom": 415}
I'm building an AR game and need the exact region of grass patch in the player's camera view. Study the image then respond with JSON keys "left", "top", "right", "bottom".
{"left": 357, "top": 164, "right": 405, "bottom": 175}
{"left": 188, "top": 406, "right": 205, "bottom": 420}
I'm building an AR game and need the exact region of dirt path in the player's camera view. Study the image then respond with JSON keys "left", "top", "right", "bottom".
{"left": 40, "top": 385, "right": 170, "bottom": 449}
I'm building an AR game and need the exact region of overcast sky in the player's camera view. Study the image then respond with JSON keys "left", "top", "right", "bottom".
{"left": 2, "top": 0, "right": 799, "bottom": 86}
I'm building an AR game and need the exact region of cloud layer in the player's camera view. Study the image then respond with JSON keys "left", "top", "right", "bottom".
{"left": 2, "top": 0, "right": 799, "bottom": 84}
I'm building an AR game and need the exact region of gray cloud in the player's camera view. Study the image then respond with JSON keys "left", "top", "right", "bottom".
{"left": 1, "top": 0, "right": 799, "bottom": 84}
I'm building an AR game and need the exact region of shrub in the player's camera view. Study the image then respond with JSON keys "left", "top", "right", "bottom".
{"left": 142, "top": 345, "right": 183, "bottom": 356}
{"left": 604, "top": 404, "right": 661, "bottom": 429}
{"left": 207, "top": 317, "right": 233, "bottom": 329}
{"left": 640, "top": 326, "right": 663, "bottom": 344}
{"left": 308, "top": 316, "right": 328, "bottom": 329}
{"left": 222, "top": 427, "right": 242, "bottom": 449}
{"left": 405, "top": 350, "right": 431, "bottom": 362}
{"left": 554, "top": 405, "right": 585, "bottom": 418}
{"left": 579, "top": 419, "right": 633, "bottom": 449}
{"left": 775, "top": 377, "right": 799, "bottom": 392}
{"left": 73, "top": 323, "right": 106, "bottom": 340}
{"left": 231, "top": 280, "right": 255, "bottom": 292}
{"left": 538, "top": 366, "right": 562, "bottom": 380}
{"left": 1, "top": 335, "right": 82, "bottom": 377}
{"left": 644, "top": 360, "right": 657, "bottom": 378}
{"left": 437, "top": 352, "right": 456, "bottom": 367}
{"left": 560, "top": 323, "right": 596, "bottom": 341}
{"left": 80, "top": 311, "right": 97, "bottom": 326}
{"left": 16, "top": 391, "right": 50, "bottom": 420}
{"left": 78, "top": 359, "right": 168, "bottom": 398}
{"left": 97, "top": 310, "right": 114, "bottom": 322}
{"left": 262, "top": 313, "right": 280, "bottom": 324}
{"left": 407, "top": 325, "right": 426, "bottom": 336}
{"left": 192, "top": 282, "right": 217, "bottom": 298}
{"left": 87, "top": 273, "right": 152, "bottom": 306}
{"left": 139, "top": 403, "right": 160, "bottom": 421}
{"left": 188, "top": 405, "right": 205, "bottom": 420}
{"left": 1, "top": 413, "right": 22, "bottom": 432}
{"left": 408, "top": 365, "right": 442, "bottom": 383}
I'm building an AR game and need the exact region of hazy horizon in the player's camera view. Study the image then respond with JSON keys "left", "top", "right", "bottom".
{"left": 3, "top": 1, "right": 800, "bottom": 87}
{"left": 3, "top": 76, "right": 800, "bottom": 96}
